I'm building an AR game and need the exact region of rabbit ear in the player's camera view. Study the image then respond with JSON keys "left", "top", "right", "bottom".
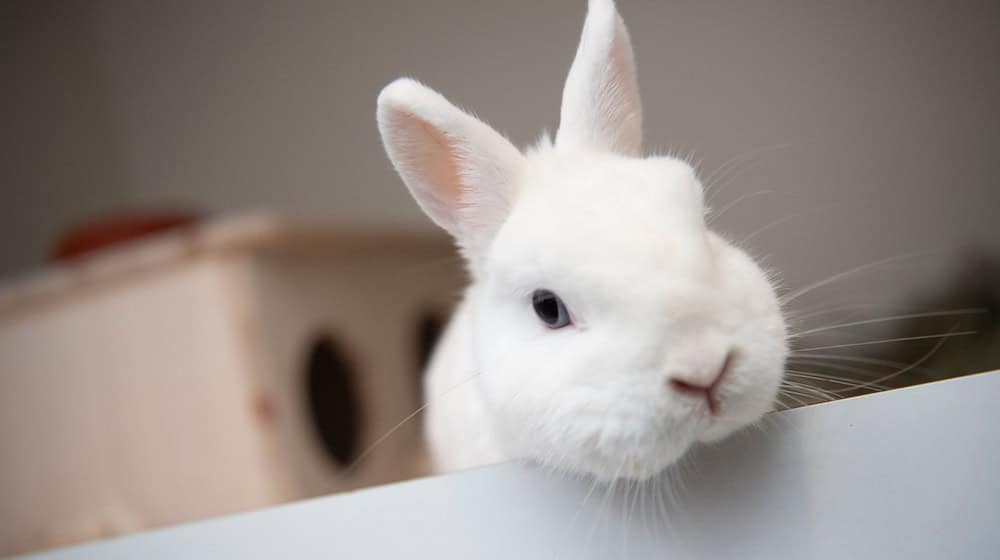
{"left": 377, "top": 78, "right": 524, "bottom": 258}
{"left": 556, "top": 0, "right": 643, "bottom": 157}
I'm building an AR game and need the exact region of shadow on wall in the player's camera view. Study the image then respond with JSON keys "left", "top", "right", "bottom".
{"left": 883, "top": 249, "right": 1000, "bottom": 383}
{"left": 783, "top": 246, "right": 1000, "bottom": 407}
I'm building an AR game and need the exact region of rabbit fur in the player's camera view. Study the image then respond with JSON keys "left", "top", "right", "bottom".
{"left": 376, "top": 0, "right": 787, "bottom": 481}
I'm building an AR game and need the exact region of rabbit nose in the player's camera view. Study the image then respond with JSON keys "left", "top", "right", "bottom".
{"left": 668, "top": 350, "right": 734, "bottom": 415}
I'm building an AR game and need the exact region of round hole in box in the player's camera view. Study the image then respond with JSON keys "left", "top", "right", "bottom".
{"left": 305, "top": 335, "right": 362, "bottom": 467}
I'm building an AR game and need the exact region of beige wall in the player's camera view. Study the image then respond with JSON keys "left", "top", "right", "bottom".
{"left": 3, "top": 0, "right": 999, "bottom": 299}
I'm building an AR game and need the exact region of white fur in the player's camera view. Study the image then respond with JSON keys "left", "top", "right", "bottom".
{"left": 377, "top": 0, "right": 787, "bottom": 481}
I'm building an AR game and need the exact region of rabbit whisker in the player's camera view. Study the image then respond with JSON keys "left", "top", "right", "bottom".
{"left": 784, "top": 370, "right": 891, "bottom": 391}
{"left": 559, "top": 474, "right": 605, "bottom": 554}
{"left": 787, "top": 353, "right": 924, "bottom": 371}
{"left": 825, "top": 335, "right": 953, "bottom": 393}
{"left": 787, "top": 358, "right": 882, "bottom": 376}
{"left": 786, "top": 301, "right": 923, "bottom": 323}
{"left": 776, "top": 390, "right": 813, "bottom": 408}
{"left": 780, "top": 250, "right": 940, "bottom": 305}
{"left": 706, "top": 189, "right": 774, "bottom": 225}
{"left": 791, "top": 330, "right": 975, "bottom": 353}
{"left": 780, "top": 380, "right": 838, "bottom": 401}
{"left": 583, "top": 461, "right": 626, "bottom": 556}
{"left": 347, "top": 370, "right": 482, "bottom": 473}
{"left": 791, "top": 308, "right": 986, "bottom": 337}
{"left": 738, "top": 212, "right": 803, "bottom": 246}
{"left": 622, "top": 478, "right": 636, "bottom": 556}
{"left": 794, "top": 331, "right": 954, "bottom": 395}
{"left": 702, "top": 143, "right": 791, "bottom": 203}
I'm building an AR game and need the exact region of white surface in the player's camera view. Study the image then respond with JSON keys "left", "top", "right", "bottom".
{"left": 24, "top": 370, "right": 1000, "bottom": 559}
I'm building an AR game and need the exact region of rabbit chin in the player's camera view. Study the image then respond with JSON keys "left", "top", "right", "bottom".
{"left": 524, "top": 391, "right": 777, "bottom": 482}
{"left": 549, "top": 434, "right": 696, "bottom": 482}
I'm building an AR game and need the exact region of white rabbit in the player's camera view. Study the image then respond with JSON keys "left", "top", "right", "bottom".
{"left": 377, "top": 0, "right": 787, "bottom": 481}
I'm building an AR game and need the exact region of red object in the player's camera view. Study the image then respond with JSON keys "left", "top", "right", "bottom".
{"left": 51, "top": 211, "right": 201, "bottom": 261}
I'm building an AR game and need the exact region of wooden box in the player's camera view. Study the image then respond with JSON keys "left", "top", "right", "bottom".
{"left": 0, "top": 213, "right": 463, "bottom": 555}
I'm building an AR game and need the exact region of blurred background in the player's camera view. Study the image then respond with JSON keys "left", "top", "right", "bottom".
{"left": 1, "top": 0, "right": 998, "bottom": 554}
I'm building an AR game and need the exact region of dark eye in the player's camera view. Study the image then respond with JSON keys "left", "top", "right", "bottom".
{"left": 532, "top": 289, "right": 571, "bottom": 328}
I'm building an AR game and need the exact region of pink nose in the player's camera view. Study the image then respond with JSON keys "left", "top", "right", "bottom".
{"left": 668, "top": 351, "right": 733, "bottom": 415}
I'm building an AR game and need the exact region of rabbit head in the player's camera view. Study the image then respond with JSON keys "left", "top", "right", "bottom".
{"left": 377, "top": 0, "right": 787, "bottom": 480}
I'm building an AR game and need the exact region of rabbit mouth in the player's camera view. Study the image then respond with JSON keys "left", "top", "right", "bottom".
{"left": 695, "top": 383, "right": 782, "bottom": 443}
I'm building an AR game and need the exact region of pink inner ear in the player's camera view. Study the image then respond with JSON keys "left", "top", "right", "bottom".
{"left": 404, "top": 111, "right": 465, "bottom": 209}
{"left": 416, "top": 119, "right": 464, "bottom": 206}
{"left": 378, "top": 78, "right": 525, "bottom": 260}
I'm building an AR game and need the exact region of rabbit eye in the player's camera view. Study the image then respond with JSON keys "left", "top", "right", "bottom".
{"left": 532, "top": 289, "right": 571, "bottom": 328}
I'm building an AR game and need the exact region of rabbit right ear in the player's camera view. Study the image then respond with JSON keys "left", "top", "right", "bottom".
{"left": 377, "top": 78, "right": 524, "bottom": 259}
{"left": 556, "top": 0, "right": 643, "bottom": 157}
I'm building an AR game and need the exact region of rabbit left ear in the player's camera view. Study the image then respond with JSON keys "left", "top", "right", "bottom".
{"left": 377, "top": 78, "right": 524, "bottom": 262}
{"left": 556, "top": 0, "right": 643, "bottom": 157}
